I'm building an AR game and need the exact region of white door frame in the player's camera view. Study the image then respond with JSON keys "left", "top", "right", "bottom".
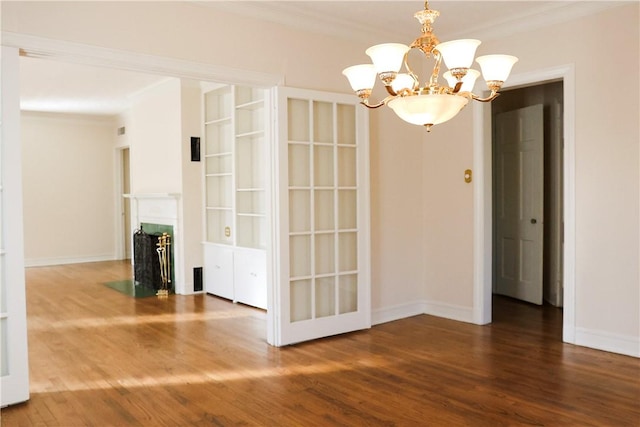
{"left": 114, "top": 145, "right": 129, "bottom": 261}
{"left": 1, "top": 46, "right": 30, "bottom": 407}
{"left": 473, "top": 64, "right": 576, "bottom": 344}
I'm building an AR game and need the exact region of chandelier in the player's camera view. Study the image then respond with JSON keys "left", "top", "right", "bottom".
{"left": 342, "top": 1, "right": 518, "bottom": 131}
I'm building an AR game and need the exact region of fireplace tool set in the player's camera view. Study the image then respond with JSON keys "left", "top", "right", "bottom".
{"left": 156, "top": 232, "right": 171, "bottom": 298}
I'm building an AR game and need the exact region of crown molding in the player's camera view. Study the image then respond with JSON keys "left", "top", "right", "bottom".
{"left": 1, "top": 32, "right": 284, "bottom": 88}
{"left": 445, "top": 1, "right": 632, "bottom": 42}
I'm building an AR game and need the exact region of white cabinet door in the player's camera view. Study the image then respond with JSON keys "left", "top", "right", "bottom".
{"left": 234, "top": 248, "right": 267, "bottom": 309}
{"left": 204, "top": 244, "right": 234, "bottom": 301}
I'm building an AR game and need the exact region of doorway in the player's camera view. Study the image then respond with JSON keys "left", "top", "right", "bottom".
{"left": 491, "top": 81, "right": 564, "bottom": 310}
{"left": 120, "top": 147, "right": 131, "bottom": 260}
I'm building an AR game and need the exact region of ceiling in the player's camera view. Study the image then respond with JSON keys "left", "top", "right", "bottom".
{"left": 19, "top": 1, "right": 627, "bottom": 116}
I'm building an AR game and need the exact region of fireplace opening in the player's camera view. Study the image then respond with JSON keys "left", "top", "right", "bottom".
{"left": 133, "top": 223, "right": 174, "bottom": 294}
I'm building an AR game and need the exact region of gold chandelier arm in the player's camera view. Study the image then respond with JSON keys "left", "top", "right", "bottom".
{"left": 471, "top": 91, "right": 500, "bottom": 103}
{"left": 361, "top": 95, "right": 395, "bottom": 109}
{"left": 402, "top": 50, "right": 421, "bottom": 91}
{"left": 429, "top": 50, "right": 442, "bottom": 88}
{"left": 384, "top": 85, "right": 398, "bottom": 97}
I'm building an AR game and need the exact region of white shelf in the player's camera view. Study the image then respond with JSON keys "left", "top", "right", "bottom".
{"left": 236, "top": 130, "right": 264, "bottom": 139}
{"left": 203, "top": 83, "right": 268, "bottom": 309}
{"left": 204, "top": 117, "right": 232, "bottom": 125}
{"left": 236, "top": 99, "right": 264, "bottom": 110}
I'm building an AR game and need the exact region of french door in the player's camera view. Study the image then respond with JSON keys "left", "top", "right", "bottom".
{"left": 1, "top": 46, "right": 30, "bottom": 406}
{"left": 270, "top": 87, "right": 370, "bottom": 346}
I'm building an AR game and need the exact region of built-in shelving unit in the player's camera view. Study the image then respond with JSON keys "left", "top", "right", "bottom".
{"left": 202, "top": 84, "right": 268, "bottom": 309}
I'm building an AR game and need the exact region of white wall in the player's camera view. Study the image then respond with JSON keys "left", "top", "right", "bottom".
{"left": 128, "top": 78, "right": 182, "bottom": 194}
{"left": 179, "top": 80, "right": 204, "bottom": 293}
{"left": 21, "top": 112, "right": 117, "bottom": 265}
{"left": 422, "top": 3, "right": 640, "bottom": 355}
{"left": 4, "top": 1, "right": 638, "bottom": 355}
{"left": 1, "top": 0, "right": 423, "bottom": 311}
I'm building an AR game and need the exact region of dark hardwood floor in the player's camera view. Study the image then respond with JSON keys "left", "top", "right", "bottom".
{"left": 2, "top": 260, "right": 639, "bottom": 426}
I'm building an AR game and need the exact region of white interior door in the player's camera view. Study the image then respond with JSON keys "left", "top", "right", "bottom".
{"left": 494, "top": 104, "right": 544, "bottom": 305}
{"left": 270, "top": 87, "right": 370, "bottom": 346}
{"left": 1, "top": 46, "right": 30, "bottom": 406}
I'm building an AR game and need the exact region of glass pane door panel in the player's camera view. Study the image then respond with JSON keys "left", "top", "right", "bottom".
{"left": 338, "top": 147, "right": 357, "bottom": 187}
{"left": 206, "top": 176, "right": 232, "bottom": 208}
{"left": 314, "top": 145, "right": 334, "bottom": 187}
{"left": 314, "top": 190, "right": 334, "bottom": 231}
{"left": 315, "top": 233, "right": 335, "bottom": 275}
{"left": 339, "top": 274, "right": 358, "bottom": 314}
{"left": 290, "top": 235, "right": 311, "bottom": 277}
{"left": 288, "top": 144, "right": 310, "bottom": 187}
{"left": 338, "top": 190, "right": 357, "bottom": 230}
{"left": 338, "top": 232, "right": 358, "bottom": 272}
{"left": 206, "top": 210, "right": 233, "bottom": 244}
{"left": 290, "top": 280, "right": 312, "bottom": 322}
{"left": 206, "top": 122, "right": 232, "bottom": 153}
{"left": 205, "top": 154, "right": 232, "bottom": 175}
{"left": 0, "top": 319, "right": 7, "bottom": 376}
{"left": 337, "top": 104, "right": 356, "bottom": 145}
{"left": 288, "top": 99, "right": 310, "bottom": 142}
{"left": 315, "top": 276, "right": 336, "bottom": 318}
{"left": 313, "top": 101, "right": 333, "bottom": 143}
{"left": 0, "top": 257, "right": 5, "bottom": 313}
{"left": 289, "top": 190, "right": 310, "bottom": 233}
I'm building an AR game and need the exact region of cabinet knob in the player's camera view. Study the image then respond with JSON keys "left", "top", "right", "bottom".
{"left": 531, "top": 218, "right": 537, "bottom": 224}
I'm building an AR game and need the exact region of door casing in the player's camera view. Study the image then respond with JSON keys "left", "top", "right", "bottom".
{"left": 473, "top": 65, "right": 576, "bottom": 344}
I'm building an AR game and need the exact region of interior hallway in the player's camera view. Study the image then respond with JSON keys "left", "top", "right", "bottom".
{"left": 2, "top": 260, "right": 639, "bottom": 426}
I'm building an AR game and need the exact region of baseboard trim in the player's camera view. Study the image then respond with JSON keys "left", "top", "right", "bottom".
{"left": 574, "top": 327, "right": 640, "bottom": 358}
{"left": 423, "top": 301, "right": 475, "bottom": 324}
{"left": 372, "top": 300, "right": 474, "bottom": 326}
{"left": 372, "top": 302, "right": 426, "bottom": 325}
{"left": 25, "top": 254, "right": 117, "bottom": 267}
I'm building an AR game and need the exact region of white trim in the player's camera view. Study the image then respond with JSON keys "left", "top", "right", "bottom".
{"left": 114, "top": 146, "right": 125, "bottom": 261}
{"left": 372, "top": 300, "right": 474, "bottom": 326}
{"left": 423, "top": 301, "right": 474, "bottom": 324}
{"left": 472, "top": 65, "right": 576, "bottom": 345}
{"left": 1, "top": 46, "right": 30, "bottom": 407}
{"left": 574, "top": 327, "right": 640, "bottom": 358}
{"left": 2, "top": 32, "right": 284, "bottom": 88}
{"left": 372, "top": 302, "right": 426, "bottom": 326}
{"left": 25, "top": 254, "right": 117, "bottom": 268}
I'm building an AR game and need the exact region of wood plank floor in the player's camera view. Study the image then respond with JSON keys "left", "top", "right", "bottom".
{"left": 2, "top": 260, "right": 639, "bottom": 426}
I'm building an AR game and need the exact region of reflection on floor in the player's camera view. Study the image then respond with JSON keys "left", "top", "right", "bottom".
{"left": 103, "top": 279, "right": 159, "bottom": 298}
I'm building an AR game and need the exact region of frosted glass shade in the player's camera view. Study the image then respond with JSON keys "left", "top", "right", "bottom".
{"left": 387, "top": 94, "right": 469, "bottom": 126}
{"left": 435, "top": 39, "right": 481, "bottom": 70}
{"left": 365, "top": 43, "right": 410, "bottom": 74}
{"left": 476, "top": 54, "right": 519, "bottom": 82}
{"left": 342, "top": 64, "right": 377, "bottom": 92}
{"left": 443, "top": 69, "right": 480, "bottom": 92}
{"left": 391, "top": 73, "right": 416, "bottom": 93}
